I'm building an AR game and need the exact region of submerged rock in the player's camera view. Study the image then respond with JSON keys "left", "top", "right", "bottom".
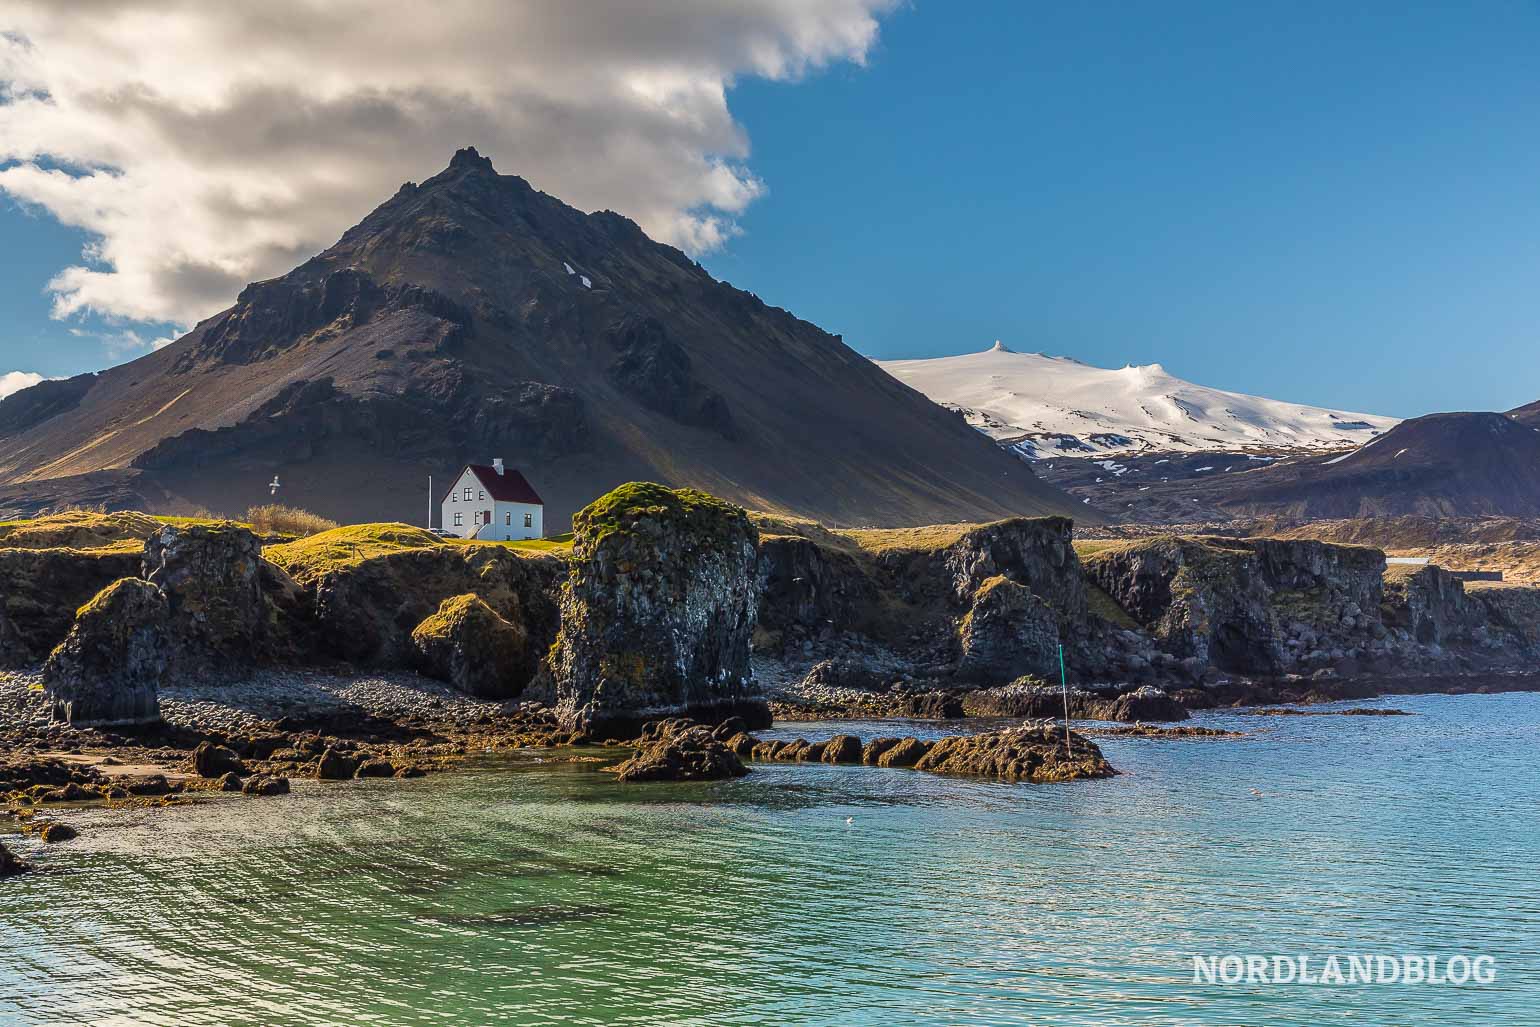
{"left": 0, "top": 842, "right": 31, "bottom": 878}
{"left": 612, "top": 718, "right": 750, "bottom": 782}
{"left": 546, "top": 483, "right": 767, "bottom": 736}
{"left": 42, "top": 577, "right": 168, "bottom": 727}
{"left": 242, "top": 775, "right": 291, "bottom": 797}
{"left": 410, "top": 593, "right": 530, "bottom": 699}
{"left": 39, "top": 822, "right": 78, "bottom": 844}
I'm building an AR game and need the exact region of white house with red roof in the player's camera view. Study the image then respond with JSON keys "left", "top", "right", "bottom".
{"left": 440, "top": 459, "right": 544, "bottom": 540}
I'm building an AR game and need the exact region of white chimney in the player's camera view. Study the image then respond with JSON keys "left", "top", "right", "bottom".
{"left": 492, "top": 458, "right": 504, "bottom": 475}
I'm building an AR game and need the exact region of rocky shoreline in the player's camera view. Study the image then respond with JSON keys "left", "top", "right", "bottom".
{"left": 7, "top": 487, "right": 1540, "bottom": 876}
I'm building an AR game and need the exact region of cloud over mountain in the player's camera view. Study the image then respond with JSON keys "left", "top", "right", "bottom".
{"left": 0, "top": 0, "right": 894, "bottom": 327}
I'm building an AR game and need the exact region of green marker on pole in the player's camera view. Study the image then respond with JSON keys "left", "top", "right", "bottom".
{"left": 1058, "top": 643, "right": 1071, "bottom": 757}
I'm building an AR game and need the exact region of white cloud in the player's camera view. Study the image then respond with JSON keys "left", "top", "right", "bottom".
{"left": 0, "top": 0, "right": 895, "bottom": 329}
{"left": 0, "top": 371, "right": 45, "bottom": 400}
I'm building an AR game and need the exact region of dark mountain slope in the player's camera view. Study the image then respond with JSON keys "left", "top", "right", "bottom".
{"left": 0, "top": 148, "right": 1085, "bottom": 527}
{"left": 1057, "top": 411, "right": 1540, "bottom": 521}
{"left": 1507, "top": 398, "right": 1540, "bottom": 428}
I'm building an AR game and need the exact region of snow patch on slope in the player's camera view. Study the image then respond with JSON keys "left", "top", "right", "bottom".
{"left": 879, "top": 343, "right": 1399, "bottom": 458}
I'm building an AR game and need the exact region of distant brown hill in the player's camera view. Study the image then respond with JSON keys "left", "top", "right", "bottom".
{"left": 0, "top": 148, "right": 1083, "bottom": 528}
{"left": 1039, "top": 410, "right": 1540, "bottom": 522}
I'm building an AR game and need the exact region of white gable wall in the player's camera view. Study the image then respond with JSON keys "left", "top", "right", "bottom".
{"left": 441, "top": 467, "right": 543, "bottom": 540}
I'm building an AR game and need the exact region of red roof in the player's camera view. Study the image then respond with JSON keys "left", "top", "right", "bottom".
{"left": 446, "top": 464, "right": 544, "bottom": 505}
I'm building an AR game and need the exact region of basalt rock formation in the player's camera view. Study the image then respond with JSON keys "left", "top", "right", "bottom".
{"left": 411, "top": 593, "right": 531, "bottom": 699}
{"left": 611, "top": 718, "right": 750, "bottom": 782}
{"left": 266, "top": 525, "right": 562, "bottom": 674}
{"left": 545, "top": 483, "right": 767, "bottom": 735}
{"left": 43, "top": 578, "right": 169, "bottom": 727}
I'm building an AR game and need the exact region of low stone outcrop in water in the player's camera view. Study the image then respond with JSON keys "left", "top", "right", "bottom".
{"left": 0, "top": 842, "right": 31, "bottom": 877}
{"left": 611, "top": 718, "right": 750, "bottom": 782}
{"left": 912, "top": 724, "right": 1115, "bottom": 783}
{"left": 728, "top": 725, "right": 1114, "bottom": 782}
{"left": 42, "top": 578, "right": 168, "bottom": 727}
{"left": 545, "top": 483, "right": 767, "bottom": 735}
{"left": 411, "top": 593, "right": 530, "bottom": 699}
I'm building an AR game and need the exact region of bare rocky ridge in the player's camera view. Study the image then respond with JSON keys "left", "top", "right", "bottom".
{"left": 0, "top": 147, "right": 1082, "bottom": 530}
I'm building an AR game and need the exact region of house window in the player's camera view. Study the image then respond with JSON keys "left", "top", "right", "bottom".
{"left": 453, "top": 512, "right": 463, "bottom": 527}
{"left": 524, "top": 512, "right": 533, "bottom": 528}
{"left": 505, "top": 512, "right": 511, "bottom": 525}
{"left": 478, "top": 490, "right": 486, "bottom": 501}
{"left": 463, "top": 486, "right": 472, "bottom": 502}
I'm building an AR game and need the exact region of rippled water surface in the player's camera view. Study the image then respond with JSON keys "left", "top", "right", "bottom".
{"left": 3, "top": 692, "right": 1538, "bottom": 1025}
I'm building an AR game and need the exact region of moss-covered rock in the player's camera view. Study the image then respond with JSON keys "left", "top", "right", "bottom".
{"left": 913, "top": 724, "right": 1115, "bottom": 782}
{"left": 411, "top": 593, "right": 530, "bottom": 699}
{"left": 611, "top": 718, "right": 750, "bottom": 782}
{"left": 144, "top": 522, "right": 299, "bottom": 668}
{"left": 0, "top": 546, "right": 143, "bottom": 667}
{"left": 545, "top": 482, "right": 767, "bottom": 735}
{"left": 1083, "top": 536, "right": 1386, "bottom": 676}
{"left": 42, "top": 577, "right": 168, "bottom": 727}
{"left": 267, "top": 523, "right": 562, "bottom": 671}
{"left": 956, "top": 575, "right": 1060, "bottom": 681}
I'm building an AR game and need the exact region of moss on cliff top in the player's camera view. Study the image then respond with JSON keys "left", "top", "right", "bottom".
{"left": 265, "top": 523, "right": 445, "bottom": 582}
{"left": 0, "top": 510, "right": 161, "bottom": 551}
{"left": 574, "top": 482, "right": 751, "bottom": 549}
{"left": 410, "top": 592, "right": 487, "bottom": 642}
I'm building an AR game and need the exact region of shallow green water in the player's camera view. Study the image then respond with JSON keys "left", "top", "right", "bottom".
{"left": 3, "top": 692, "right": 1538, "bottom": 1025}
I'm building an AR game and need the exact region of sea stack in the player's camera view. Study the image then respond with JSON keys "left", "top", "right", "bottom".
{"left": 545, "top": 482, "right": 768, "bottom": 736}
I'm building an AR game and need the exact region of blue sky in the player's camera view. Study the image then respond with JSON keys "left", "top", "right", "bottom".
{"left": 4, "top": 1, "right": 1539, "bottom": 417}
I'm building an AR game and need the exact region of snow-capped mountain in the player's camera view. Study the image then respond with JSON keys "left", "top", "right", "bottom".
{"left": 879, "top": 341, "right": 1399, "bottom": 458}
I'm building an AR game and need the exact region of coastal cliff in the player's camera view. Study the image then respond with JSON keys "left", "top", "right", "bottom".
{"left": 4, "top": 495, "right": 1539, "bottom": 739}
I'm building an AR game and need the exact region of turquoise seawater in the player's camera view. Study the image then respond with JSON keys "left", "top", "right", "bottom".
{"left": 2, "top": 692, "right": 1537, "bottom": 1026}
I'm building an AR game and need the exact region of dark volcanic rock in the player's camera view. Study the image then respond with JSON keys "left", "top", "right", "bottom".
{"left": 192, "top": 742, "right": 248, "bottom": 778}
{"left": 1381, "top": 565, "right": 1486, "bottom": 646}
{"left": 143, "top": 522, "right": 293, "bottom": 668}
{"left": 612, "top": 719, "right": 749, "bottom": 782}
{"left": 1098, "top": 686, "right": 1188, "bottom": 723}
{"left": 411, "top": 593, "right": 530, "bottom": 699}
{"left": 0, "top": 842, "right": 31, "bottom": 877}
{"left": 39, "top": 823, "right": 79, "bottom": 844}
{"left": 956, "top": 575, "right": 1060, "bottom": 680}
{"left": 316, "top": 747, "right": 360, "bottom": 781}
{"left": 0, "top": 546, "right": 143, "bottom": 667}
{"left": 42, "top": 578, "right": 168, "bottom": 727}
{"left": 545, "top": 483, "right": 768, "bottom": 735}
{"left": 914, "top": 724, "right": 1115, "bottom": 783}
{"left": 242, "top": 775, "right": 291, "bottom": 796}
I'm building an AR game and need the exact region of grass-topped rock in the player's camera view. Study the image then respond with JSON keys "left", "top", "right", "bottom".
{"left": 264, "top": 523, "right": 562, "bottom": 669}
{"left": 43, "top": 577, "right": 168, "bottom": 727}
{"left": 411, "top": 593, "right": 531, "bottom": 699}
{"left": 546, "top": 482, "right": 768, "bottom": 735}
